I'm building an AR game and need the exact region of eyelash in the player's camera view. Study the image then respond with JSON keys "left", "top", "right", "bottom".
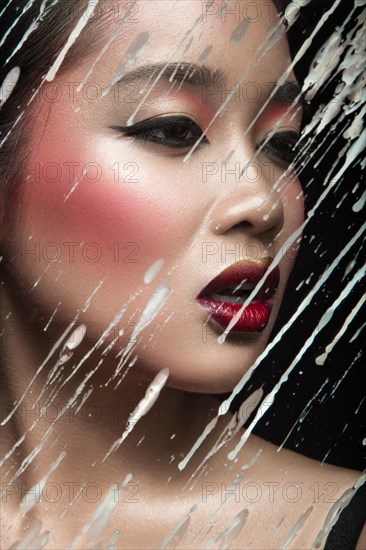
{"left": 112, "top": 116, "right": 208, "bottom": 148}
{"left": 112, "top": 116, "right": 299, "bottom": 165}
{"left": 259, "top": 131, "right": 299, "bottom": 166}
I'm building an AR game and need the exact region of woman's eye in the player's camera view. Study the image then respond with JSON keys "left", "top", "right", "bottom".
{"left": 260, "top": 131, "right": 299, "bottom": 166}
{"left": 112, "top": 116, "right": 208, "bottom": 149}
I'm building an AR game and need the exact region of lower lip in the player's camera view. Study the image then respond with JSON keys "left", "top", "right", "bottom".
{"left": 196, "top": 297, "right": 272, "bottom": 332}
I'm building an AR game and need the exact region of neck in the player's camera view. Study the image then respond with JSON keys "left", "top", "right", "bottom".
{"left": 1, "top": 281, "right": 231, "bottom": 511}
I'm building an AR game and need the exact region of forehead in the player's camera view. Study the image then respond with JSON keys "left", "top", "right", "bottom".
{"left": 74, "top": 0, "right": 291, "bottom": 88}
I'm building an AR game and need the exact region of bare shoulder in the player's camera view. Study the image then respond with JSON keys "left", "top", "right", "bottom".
{"left": 356, "top": 523, "right": 366, "bottom": 550}
{"left": 200, "top": 433, "right": 362, "bottom": 550}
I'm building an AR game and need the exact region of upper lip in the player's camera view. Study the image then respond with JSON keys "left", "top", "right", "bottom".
{"left": 196, "top": 257, "right": 280, "bottom": 300}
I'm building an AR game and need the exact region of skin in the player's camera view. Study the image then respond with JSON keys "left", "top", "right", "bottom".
{"left": 0, "top": 1, "right": 361, "bottom": 548}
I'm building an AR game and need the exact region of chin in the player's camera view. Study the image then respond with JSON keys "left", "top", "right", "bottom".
{"left": 132, "top": 323, "right": 271, "bottom": 394}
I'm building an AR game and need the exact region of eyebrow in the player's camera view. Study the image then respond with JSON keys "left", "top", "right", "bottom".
{"left": 115, "top": 62, "right": 303, "bottom": 107}
{"left": 268, "top": 81, "right": 303, "bottom": 106}
{"left": 116, "top": 62, "right": 225, "bottom": 87}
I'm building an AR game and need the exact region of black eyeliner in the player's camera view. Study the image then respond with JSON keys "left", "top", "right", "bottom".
{"left": 260, "top": 130, "right": 299, "bottom": 165}
{"left": 110, "top": 115, "right": 209, "bottom": 148}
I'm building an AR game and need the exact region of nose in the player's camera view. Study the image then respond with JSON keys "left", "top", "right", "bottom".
{"left": 208, "top": 152, "right": 285, "bottom": 241}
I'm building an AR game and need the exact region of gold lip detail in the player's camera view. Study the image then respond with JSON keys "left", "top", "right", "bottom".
{"left": 227, "top": 256, "right": 273, "bottom": 267}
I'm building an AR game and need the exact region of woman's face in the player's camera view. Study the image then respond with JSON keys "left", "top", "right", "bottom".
{"left": 6, "top": 0, "right": 304, "bottom": 393}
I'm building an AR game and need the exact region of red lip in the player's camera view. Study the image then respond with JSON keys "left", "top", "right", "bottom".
{"left": 196, "top": 257, "right": 280, "bottom": 333}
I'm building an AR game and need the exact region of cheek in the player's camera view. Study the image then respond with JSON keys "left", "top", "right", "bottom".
{"left": 19, "top": 141, "right": 182, "bottom": 279}
{"left": 285, "top": 177, "right": 305, "bottom": 229}
{"left": 11, "top": 132, "right": 196, "bottom": 329}
{"left": 279, "top": 176, "right": 304, "bottom": 275}
{"left": 15, "top": 94, "right": 193, "bottom": 285}
{"left": 37, "top": 179, "right": 174, "bottom": 264}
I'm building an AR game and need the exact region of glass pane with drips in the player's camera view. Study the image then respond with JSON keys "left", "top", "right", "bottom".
{"left": 0, "top": 1, "right": 364, "bottom": 548}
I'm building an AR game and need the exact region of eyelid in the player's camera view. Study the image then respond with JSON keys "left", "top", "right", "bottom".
{"left": 257, "top": 101, "right": 303, "bottom": 143}
{"left": 111, "top": 114, "right": 210, "bottom": 149}
{"left": 258, "top": 129, "right": 299, "bottom": 149}
{"left": 112, "top": 114, "right": 202, "bottom": 134}
{"left": 258, "top": 130, "right": 300, "bottom": 166}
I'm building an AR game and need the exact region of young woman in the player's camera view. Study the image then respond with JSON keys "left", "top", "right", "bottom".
{"left": 0, "top": 0, "right": 364, "bottom": 548}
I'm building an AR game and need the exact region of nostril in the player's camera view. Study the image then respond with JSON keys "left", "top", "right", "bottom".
{"left": 232, "top": 220, "right": 253, "bottom": 232}
{"left": 210, "top": 189, "right": 285, "bottom": 237}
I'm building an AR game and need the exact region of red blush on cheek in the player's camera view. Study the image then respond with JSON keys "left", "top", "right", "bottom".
{"left": 23, "top": 162, "right": 177, "bottom": 276}
{"left": 24, "top": 128, "right": 164, "bottom": 230}
{"left": 21, "top": 110, "right": 182, "bottom": 278}
{"left": 65, "top": 181, "right": 170, "bottom": 248}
